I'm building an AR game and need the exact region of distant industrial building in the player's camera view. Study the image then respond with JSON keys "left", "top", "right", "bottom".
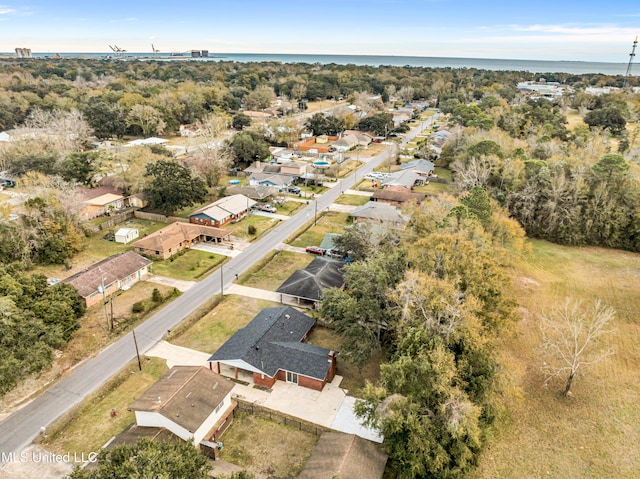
{"left": 15, "top": 48, "right": 32, "bottom": 58}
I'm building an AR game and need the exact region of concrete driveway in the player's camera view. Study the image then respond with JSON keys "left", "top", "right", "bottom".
{"left": 191, "top": 242, "right": 243, "bottom": 257}
{"left": 146, "top": 274, "right": 197, "bottom": 292}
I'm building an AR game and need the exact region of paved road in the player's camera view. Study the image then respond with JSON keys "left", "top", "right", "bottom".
{"left": 0, "top": 113, "right": 438, "bottom": 461}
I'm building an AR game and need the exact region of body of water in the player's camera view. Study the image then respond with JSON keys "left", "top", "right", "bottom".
{"left": 10, "top": 52, "right": 632, "bottom": 76}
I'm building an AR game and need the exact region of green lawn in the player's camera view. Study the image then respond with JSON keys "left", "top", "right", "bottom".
{"left": 472, "top": 240, "right": 640, "bottom": 479}
{"left": 241, "top": 250, "right": 315, "bottom": 290}
{"left": 433, "top": 166, "right": 453, "bottom": 180}
{"left": 171, "top": 295, "right": 280, "bottom": 352}
{"left": 333, "top": 194, "right": 371, "bottom": 206}
{"left": 151, "top": 249, "right": 225, "bottom": 280}
{"left": 277, "top": 200, "right": 304, "bottom": 216}
{"left": 224, "top": 214, "right": 281, "bottom": 240}
{"left": 289, "top": 212, "right": 350, "bottom": 248}
{"left": 39, "top": 357, "right": 168, "bottom": 455}
{"left": 414, "top": 181, "right": 454, "bottom": 195}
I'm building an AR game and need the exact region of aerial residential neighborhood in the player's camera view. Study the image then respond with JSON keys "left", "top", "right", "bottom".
{"left": 0, "top": 17, "right": 639, "bottom": 479}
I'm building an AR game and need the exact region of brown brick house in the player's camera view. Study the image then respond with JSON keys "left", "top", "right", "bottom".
{"left": 208, "top": 306, "right": 337, "bottom": 391}
{"left": 132, "top": 222, "right": 231, "bottom": 260}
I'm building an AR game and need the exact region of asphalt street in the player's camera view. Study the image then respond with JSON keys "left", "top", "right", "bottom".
{"left": 0, "top": 112, "right": 438, "bottom": 461}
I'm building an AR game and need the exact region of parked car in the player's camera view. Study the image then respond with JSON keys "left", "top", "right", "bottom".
{"left": 254, "top": 203, "right": 277, "bottom": 213}
{"left": 287, "top": 185, "right": 301, "bottom": 194}
{"left": 305, "top": 246, "right": 325, "bottom": 255}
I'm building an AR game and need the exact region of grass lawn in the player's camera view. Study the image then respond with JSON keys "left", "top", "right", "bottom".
{"left": 414, "top": 181, "right": 454, "bottom": 195}
{"left": 224, "top": 214, "right": 281, "bottom": 240}
{"left": 305, "top": 99, "right": 344, "bottom": 113}
{"left": 307, "top": 326, "right": 383, "bottom": 396}
{"left": 38, "top": 357, "right": 168, "bottom": 455}
{"left": 220, "top": 410, "right": 318, "bottom": 478}
{"left": 472, "top": 240, "right": 640, "bottom": 479}
{"left": 171, "top": 295, "right": 280, "bottom": 352}
{"left": 289, "top": 212, "right": 350, "bottom": 248}
{"left": 241, "top": 250, "right": 315, "bottom": 291}
{"left": 150, "top": 249, "right": 225, "bottom": 281}
{"left": 433, "top": 166, "right": 453, "bottom": 180}
{"left": 277, "top": 200, "right": 304, "bottom": 216}
{"left": 333, "top": 194, "right": 371, "bottom": 206}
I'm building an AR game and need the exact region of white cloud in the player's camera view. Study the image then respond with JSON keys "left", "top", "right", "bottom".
{"left": 0, "top": 6, "right": 16, "bottom": 15}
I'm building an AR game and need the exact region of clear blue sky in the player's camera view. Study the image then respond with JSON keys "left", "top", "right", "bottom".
{"left": 1, "top": 0, "right": 638, "bottom": 62}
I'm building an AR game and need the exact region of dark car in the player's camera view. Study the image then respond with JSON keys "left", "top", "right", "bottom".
{"left": 287, "top": 185, "right": 301, "bottom": 194}
{"left": 305, "top": 246, "right": 325, "bottom": 255}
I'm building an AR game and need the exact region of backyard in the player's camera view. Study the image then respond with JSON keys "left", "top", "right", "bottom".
{"left": 289, "top": 212, "right": 350, "bottom": 248}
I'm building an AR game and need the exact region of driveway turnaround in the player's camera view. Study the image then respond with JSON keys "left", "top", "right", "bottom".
{"left": 224, "top": 284, "right": 283, "bottom": 303}
{"left": 146, "top": 274, "right": 197, "bottom": 292}
{"left": 146, "top": 341, "right": 210, "bottom": 368}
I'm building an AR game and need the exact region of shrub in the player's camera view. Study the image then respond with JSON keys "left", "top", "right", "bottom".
{"left": 132, "top": 301, "right": 145, "bottom": 313}
{"left": 248, "top": 225, "right": 257, "bottom": 236}
{"left": 151, "top": 288, "right": 163, "bottom": 303}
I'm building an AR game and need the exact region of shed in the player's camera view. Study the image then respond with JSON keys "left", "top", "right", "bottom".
{"left": 115, "top": 227, "right": 139, "bottom": 244}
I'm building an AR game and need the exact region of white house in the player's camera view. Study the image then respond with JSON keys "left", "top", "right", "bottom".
{"left": 114, "top": 227, "right": 139, "bottom": 244}
{"left": 130, "top": 366, "right": 236, "bottom": 445}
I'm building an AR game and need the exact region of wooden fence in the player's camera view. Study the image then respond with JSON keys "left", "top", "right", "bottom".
{"left": 234, "top": 398, "right": 331, "bottom": 437}
{"left": 86, "top": 210, "right": 136, "bottom": 232}
{"left": 133, "top": 210, "right": 189, "bottom": 224}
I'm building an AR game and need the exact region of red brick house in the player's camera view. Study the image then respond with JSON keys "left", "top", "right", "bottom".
{"left": 189, "top": 194, "right": 256, "bottom": 227}
{"left": 208, "top": 307, "right": 337, "bottom": 391}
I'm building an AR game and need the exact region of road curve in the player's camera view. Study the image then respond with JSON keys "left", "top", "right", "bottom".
{"left": 0, "top": 113, "right": 438, "bottom": 460}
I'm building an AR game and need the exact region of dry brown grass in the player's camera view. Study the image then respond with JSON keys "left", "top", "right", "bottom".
{"left": 241, "top": 250, "right": 315, "bottom": 291}
{"left": 220, "top": 410, "right": 318, "bottom": 478}
{"left": 472, "top": 239, "right": 640, "bottom": 479}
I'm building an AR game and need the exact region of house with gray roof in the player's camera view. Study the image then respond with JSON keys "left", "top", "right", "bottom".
{"left": 276, "top": 257, "right": 345, "bottom": 306}
{"left": 400, "top": 159, "right": 435, "bottom": 176}
{"left": 381, "top": 170, "right": 425, "bottom": 189}
{"left": 249, "top": 172, "right": 293, "bottom": 188}
{"left": 189, "top": 194, "right": 256, "bottom": 227}
{"left": 208, "top": 306, "right": 337, "bottom": 391}
{"left": 350, "top": 202, "right": 407, "bottom": 227}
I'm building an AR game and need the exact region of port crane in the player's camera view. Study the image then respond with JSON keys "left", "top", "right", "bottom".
{"left": 108, "top": 45, "right": 127, "bottom": 58}
{"left": 152, "top": 44, "right": 160, "bottom": 55}
{"left": 623, "top": 36, "right": 638, "bottom": 88}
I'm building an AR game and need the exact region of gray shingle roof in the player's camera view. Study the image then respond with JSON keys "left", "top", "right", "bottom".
{"left": 276, "top": 257, "right": 344, "bottom": 302}
{"left": 208, "top": 306, "right": 334, "bottom": 380}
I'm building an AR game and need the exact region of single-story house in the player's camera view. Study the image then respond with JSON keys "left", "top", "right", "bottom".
{"left": 80, "top": 192, "right": 126, "bottom": 221}
{"left": 400, "top": 159, "right": 435, "bottom": 177}
{"left": 208, "top": 306, "right": 337, "bottom": 391}
{"left": 189, "top": 194, "right": 257, "bottom": 227}
{"left": 227, "top": 185, "right": 278, "bottom": 201}
{"left": 299, "top": 432, "right": 388, "bottom": 479}
{"left": 115, "top": 227, "right": 139, "bottom": 244}
{"left": 381, "top": 170, "right": 425, "bottom": 189}
{"left": 350, "top": 202, "right": 407, "bottom": 227}
{"left": 130, "top": 366, "right": 236, "bottom": 446}
{"left": 128, "top": 191, "right": 148, "bottom": 208}
{"left": 132, "top": 222, "right": 231, "bottom": 260}
{"left": 63, "top": 251, "right": 151, "bottom": 307}
{"left": 333, "top": 134, "right": 359, "bottom": 152}
{"left": 248, "top": 172, "right": 293, "bottom": 189}
{"left": 279, "top": 161, "right": 307, "bottom": 176}
{"left": 371, "top": 186, "right": 426, "bottom": 206}
{"left": 276, "top": 257, "right": 345, "bottom": 307}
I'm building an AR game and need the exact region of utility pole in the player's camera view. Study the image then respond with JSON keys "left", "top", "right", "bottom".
{"left": 99, "top": 269, "right": 110, "bottom": 331}
{"left": 132, "top": 329, "right": 142, "bottom": 371}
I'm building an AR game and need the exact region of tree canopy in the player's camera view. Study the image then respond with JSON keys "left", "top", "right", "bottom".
{"left": 144, "top": 160, "right": 208, "bottom": 215}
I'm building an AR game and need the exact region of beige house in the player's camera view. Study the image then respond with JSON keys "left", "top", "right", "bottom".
{"left": 130, "top": 366, "right": 236, "bottom": 446}
{"left": 80, "top": 193, "right": 125, "bottom": 221}
{"left": 132, "top": 222, "right": 231, "bottom": 260}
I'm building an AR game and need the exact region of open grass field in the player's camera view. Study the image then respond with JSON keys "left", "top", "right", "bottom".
{"left": 38, "top": 357, "right": 168, "bottom": 455}
{"left": 150, "top": 249, "right": 225, "bottom": 281}
{"left": 219, "top": 410, "right": 318, "bottom": 478}
{"left": 171, "top": 294, "right": 280, "bottom": 353}
{"left": 472, "top": 239, "right": 640, "bottom": 479}
{"left": 240, "top": 250, "right": 315, "bottom": 291}
{"left": 289, "top": 212, "right": 350, "bottom": 248}
{"left": 224, "top": 214, "right": 280, "bottom": 240}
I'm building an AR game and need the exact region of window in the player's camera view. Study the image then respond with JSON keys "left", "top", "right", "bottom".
{"left": 286, "top": 371, "right": 298, "bottom": 384}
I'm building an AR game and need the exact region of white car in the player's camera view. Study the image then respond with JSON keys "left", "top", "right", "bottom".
{"left": 254, "top": 203, "right": 277, "bottom": 213}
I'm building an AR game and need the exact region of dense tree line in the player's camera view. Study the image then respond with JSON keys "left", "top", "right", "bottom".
{"left": 446, "top": 91, "right": 640, "bottom": 252}
{"left": 322, "top": 193, "right": 524, "bottom": 478}
{"left": 0, "top": 265, "right": 85, "bottom": 395}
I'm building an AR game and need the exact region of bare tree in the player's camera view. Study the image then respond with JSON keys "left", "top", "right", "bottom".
{"left": 540, "top": 299, "right": 615, "bottom": 396}
{"left": 451, "top": 156, "right": 492, "bottom": 191}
